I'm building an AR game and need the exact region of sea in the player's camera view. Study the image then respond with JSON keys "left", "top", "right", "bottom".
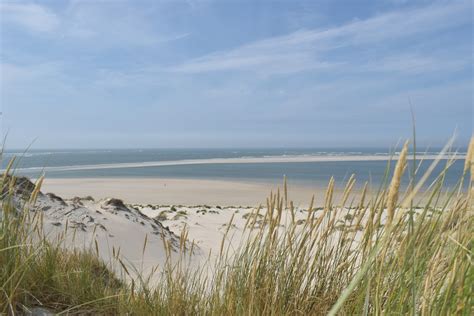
{"left": 1, "top": 148, "right": 468, "bottom": 190}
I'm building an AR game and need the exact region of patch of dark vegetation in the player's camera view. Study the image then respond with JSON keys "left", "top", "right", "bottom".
{"left": 104, "top": 198, "right": 127, "bottom": 210}
{"left": 344, "top": 214, "right": 354, "bottom": 221}
{"left": 155, "top": 211, "right": 169, "bottom": 221}
{"left": 71, "top": 197, "right": 84, "bottom": 206}
{"left": 46, "top": 193, "right": 67, "bottom": 206}
{"left": 242, "top": 212, "right": 263, "bottom": 220}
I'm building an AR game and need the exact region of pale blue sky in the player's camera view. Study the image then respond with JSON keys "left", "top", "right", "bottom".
{"left": 0, "top": 0, "right": 472, "bottom": 148}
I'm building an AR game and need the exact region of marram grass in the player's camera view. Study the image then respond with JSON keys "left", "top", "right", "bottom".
{"left": 0, "top": 140, "right": 473, "bottom": 315}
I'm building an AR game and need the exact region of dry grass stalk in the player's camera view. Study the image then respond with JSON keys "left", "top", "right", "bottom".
{"left": 463, "top": 136, "right": 473, "bottom": 173}
{"left": 387, "top": 141, "right": 409, "bottom": 225}
{"left": 324, "top": 176, "right": 335, "bottom": 210}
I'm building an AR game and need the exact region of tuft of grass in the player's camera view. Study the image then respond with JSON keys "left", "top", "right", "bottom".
{"left": 155, "top": 210, "right": 170, "bottom": 221}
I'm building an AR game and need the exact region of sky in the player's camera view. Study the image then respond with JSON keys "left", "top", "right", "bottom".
{"left": 0, "top": 0, "right": 472, "bottom": 149}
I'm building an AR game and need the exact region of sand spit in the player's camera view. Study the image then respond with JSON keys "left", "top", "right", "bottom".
{"left": 8, "top": 153, "right": 465, "bottom": 174}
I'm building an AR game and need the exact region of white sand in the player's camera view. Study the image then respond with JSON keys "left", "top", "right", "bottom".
{"left": 26, "top": 193, "right": 183, "bottom": 281}
{"left": 136, "top": 204, "right": 316, "bottom": 262}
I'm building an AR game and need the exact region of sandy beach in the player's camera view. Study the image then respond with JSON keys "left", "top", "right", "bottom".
{"left": 40, "top": 177, "right": 334, "bottom": 206}
{"left": 17, "top": 177, "right": 366, "bottom": 284}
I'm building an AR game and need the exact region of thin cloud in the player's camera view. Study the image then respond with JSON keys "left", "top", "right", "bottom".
{"left": 361, "top": 54, "right": 470, "bottom": 74}
{"left": 0, "top": 3, "right": 60, "bottom": 32}
{"left": 1, "top": 1, "right": 190, "bottom": 48}
{"left": 169, "top": 0, "right": 471, "bottom": 75}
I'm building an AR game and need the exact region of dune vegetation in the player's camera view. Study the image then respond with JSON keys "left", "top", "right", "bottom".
{"left": 1, "top": 139, "right": 473, "bottom": 315}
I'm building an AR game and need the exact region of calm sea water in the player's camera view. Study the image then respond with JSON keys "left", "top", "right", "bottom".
{"left": 2, "top": 148, "right": 468, "bottom": 189}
